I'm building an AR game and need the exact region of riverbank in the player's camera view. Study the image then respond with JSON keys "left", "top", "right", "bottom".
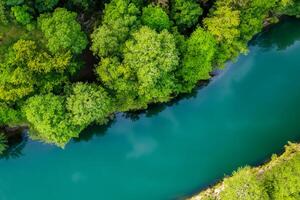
{"left": 2, "top": 17, "right": 300, "bottom": 199}
{"left": 188, "top": 142, "right": 300, "bottom": 200}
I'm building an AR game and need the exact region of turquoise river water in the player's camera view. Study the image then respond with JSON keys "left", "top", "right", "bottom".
{"left": 1, "top": 18, "right": 300, "bottom": 200}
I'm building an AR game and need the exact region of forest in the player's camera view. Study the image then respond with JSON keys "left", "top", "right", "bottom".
{"left": 1, "top": 0, "right": 300, "bottom": 199}
{"left": 0, "top": 0, "right": 299, "bottom": 147}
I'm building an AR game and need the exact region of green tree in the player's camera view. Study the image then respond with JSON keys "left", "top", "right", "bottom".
{"left": 38, "top": 8, "right": 88, "bottom": 54}
{"left": 123, "top": 26, "right": 179, "bottom": 104}
{"left": 11, "top": 5, "right": 32, "bottom": 25}
{"left": 276, "top": 0, "right": 300, "bottom": 16}
{"left": 204, "top": 5, "right": 241, "bottom": 43}
{"left": 0, "top": 40, "right": 35, "bottom": 102}
{"left": 0, "top": 0, "right": 7, "bottom": 25}
{"left": 91, "top": 0, "right": 140, "bottom": 58}
{"left": 66, "top": 83, "right": 113, "bottom": 126}
{"left": 0, "top": 103, "right": 23, "bottom": 125}
{"left": 141, "top": 5, "right": 171, "bottom": 31}
{"left": 204, "top": 4, "right": 246, "bottom": 65}
{"left": 35, "top": 0, "right": 59, "bottom": 12}
{"left": 170, "top": 0, "right": 202, "bottom": 31}
{"left": 97, "top": 26, "right": 179, "bottom": 110}
{"left": 4, "top": 0, "right": 24, "bottom": 6}
{"left": 0, "top": 39, "right": 73, "bottom": 102}
{"left": 22, "top": 94, "right": 82, "bottom": 147}
{"left": 179, "top": 27, "right": 216, "bottom": 92}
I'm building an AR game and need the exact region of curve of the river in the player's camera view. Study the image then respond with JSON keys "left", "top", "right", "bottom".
{"left": 1, "top": 18, "right": 300, "bottom": 200}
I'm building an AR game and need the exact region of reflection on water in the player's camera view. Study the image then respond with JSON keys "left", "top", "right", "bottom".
{"left": 1, "top": 18, "right": 300, "bottom": 200}
{"left": 3, "top": 18, "right": 300, "bottom": 160}
{"left": 0, "top": 133, "right": 27, "bottom": 159}
{"left": 252, "top": 17, "right": 300, "bottom": 50}
{"left": 73, "top": 120, "right": 115, "bottom": 143}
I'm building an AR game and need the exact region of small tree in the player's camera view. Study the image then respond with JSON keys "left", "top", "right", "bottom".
{"left": 23, "top": 94, "right": 82, "bottom": 147}
{"left": 11, "top": 5, "right": 32, "bottom": 25}
{"left": 66, "top": 83, "right": 113, "bottom": 126}
{"left": 170, "top": 0, "right": 202, "bottom": 31}
{"left": 141, "top": 5, "right": 171, "bottom": 31}
{"left": 180, "top": 27, "right": 216, "bottom": 91}
{"left": 38, "top": 8, "right": 88, "bottom": 54}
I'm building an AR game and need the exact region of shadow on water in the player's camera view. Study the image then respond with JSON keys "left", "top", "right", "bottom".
{"left": 74, "top": 80, "right": 208, "bottom": 142}
{"left": 0, "top": 131, "right": 27, "bottom": 160}
{"left": 4, "top": 17, "right": 300, "bottom": 158}
{"left": 77, "top": 17, "right": 300, "bottom": 142}
{"left": 123, "top": 81, "right": 208, "bottom": 121}
{"left": 74, "top": 119, "right": 116, "bottom": 142}
{"left": 252, "top": 17, "right": 300, "bottom": 50}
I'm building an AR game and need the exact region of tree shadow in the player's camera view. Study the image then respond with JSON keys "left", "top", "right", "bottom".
{"left": 251, "top": 17, "right": 300, "bottom": 51}
{"left": 73, "top": 119, "right": 116, "bottom": 142}
{"left": 123, "top": 80, "right": 209, "bottom": 121}
{"left": 0, "top": 130, "right": 27, "bottom": 160}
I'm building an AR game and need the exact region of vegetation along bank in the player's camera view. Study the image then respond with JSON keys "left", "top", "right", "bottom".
{"left": 0, "top": 0, "right": 300, "bottom": 150}
{"left": 189, "top": 142, "right": 300, "bottom": 200}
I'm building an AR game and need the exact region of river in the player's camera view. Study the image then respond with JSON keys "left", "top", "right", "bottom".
{"left": 1, "top": 18, "right": 300, "bottom": 200}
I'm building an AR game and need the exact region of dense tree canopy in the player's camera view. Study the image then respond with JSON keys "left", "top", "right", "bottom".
{"left": 11, "top": 5, "right": 32, "bottom": 25}
{"left": 35, "top": 0, "right": 59, "bottom": 12}
{"left": 0, "top": 39, "right": 72, "bottom": 102}
{"left": 180, "top": 27, "right": 216, "bottom": 91}
{"left": 97, "top": 26, "right": 179, "bottom": 110}
{"left": 141, "top": 5, "right": 171, "bottom": 31}
{"left": 66, "top": 83, "right": 113, "bottom": 126}
{"left": 91, "top": 0, "right": 141, "bottom": 58}
{"left": 22, "top": 94, "right": 82, "bottom": 147}
{"left": 38, "top": 8, "right": 88, "bottom": 54}
{"left": 0, "top": 0, "right": 299, "bottom": 148}
{"left": 170, "top": 0, "right": 202, "bottom": 31}
{"left": 0, "top": 1, "right": 7, "bottom": 25}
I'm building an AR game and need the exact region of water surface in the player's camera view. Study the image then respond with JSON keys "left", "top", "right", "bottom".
{"left": 1, "top": 18, "right": 300, "bottom": 200}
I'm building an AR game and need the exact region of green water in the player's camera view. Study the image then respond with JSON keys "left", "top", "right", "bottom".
{"left": 1, "top": 18, "right": 300, "bottom": 200}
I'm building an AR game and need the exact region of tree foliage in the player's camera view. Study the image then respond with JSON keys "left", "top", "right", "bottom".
{"left": 23, "top": 94, "right": 82, "bottom": 147}
{"left": 170, "top": 0, "right": 202, "bottom": 31}
{"left": 66, "top": 83, "right": 113, "bottom": 126}
{"left": 220, "top": 167, "right": 268, "bottom": 200}
{"left": 199, "top": 143, "right": 300, "bottom": 200}
{"left": 35, "top": 0, "right": 59, "bottom": 12}
{"left": 0, "top": 39, "right": 72, "bottom": 102}
{"left": 97, "top": 26, "right": 179, "bottom": 110}
{"left": 0, "top": 0, "right": 300, "bottom": 148}
{"left": 11, "top": 5, "right": 32, "bottom": 25}
{"left": 264, "top": 154, "right": 300, "bottom": 200}
{"left": 0, "top": 0, "right": 7, "bottom": 25}
{"left": 0, "top": 103, "right": 23, "bottom": 125}
{"left": 141, "top": 5, "right": 171, "bottom": 31}
{"left": 91, "top": 0, "right": 140, "bottom": 58}
{"left": 180, "top": 27, "right": 216, "bottom": 91}
{"left": 38, "top": 8, "right": 88, "bottom": 54}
